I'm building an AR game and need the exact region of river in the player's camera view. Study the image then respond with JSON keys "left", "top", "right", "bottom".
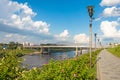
{"left": 22, "top": 50, "right": 88, "bottom": 69}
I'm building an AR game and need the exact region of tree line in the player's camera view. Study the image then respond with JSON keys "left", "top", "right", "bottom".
{"left": 0, "top": 42, "right": 23, "bottom": 50}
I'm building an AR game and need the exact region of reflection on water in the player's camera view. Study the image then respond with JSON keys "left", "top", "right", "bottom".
{"left": 22, "top": 50, "right": 88, "bottom": 69}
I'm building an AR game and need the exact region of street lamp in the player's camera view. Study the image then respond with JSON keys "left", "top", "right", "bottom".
{"left": 98, "top": 38, "right": 100, "bottom": 48}
{"left": 87, "top": 6, "right": 94, "bottom": 68}
{"left": 94, "top": 33, "right": 97, "bottom": 52}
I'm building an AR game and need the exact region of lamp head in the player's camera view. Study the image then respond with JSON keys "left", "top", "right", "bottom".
{"left": 87, "top": 6, "right": 94, "bottom": 18}
{"left": 94, "top": 33, "right": 97, "bottom": 37}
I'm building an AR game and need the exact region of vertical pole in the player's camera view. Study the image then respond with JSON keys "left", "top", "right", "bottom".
{"left": 40, "top": 47, "right": 43, "bottom": 54}
{"left": 98, "top": 39, "right": 100, "bottom": 49}
{"left": 48, "top": 47, "right": 50, "bottom": 54}
{"left": 89, "top": 19, "right": 92, "bottom": 68}
{"left": 76, "top": 45, "right": 78, "bottom": 56}
{"left": 95, "top": 35, "right": 96, "bottom": 51}
{"left": 80, "top": 47, "right": 82, "bottom": 54}
{"left": 87, "top": 6, "right": 94, "bottom": 68}
{"left": 94, "top": 33, "right": 97, "bottom": 52}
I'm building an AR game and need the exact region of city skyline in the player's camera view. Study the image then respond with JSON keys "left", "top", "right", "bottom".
{"left": 0, "top": 0, "right": 120, "bottom": 45}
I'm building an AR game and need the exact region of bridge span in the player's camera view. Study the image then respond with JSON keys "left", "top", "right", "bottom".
{"left": 23, "top": 45, "right": 90, "bottom": 56}
{"left": 23, "top": 45, "right": 89, "bottom": 49}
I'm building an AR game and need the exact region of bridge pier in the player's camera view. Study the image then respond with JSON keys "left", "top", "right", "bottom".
{"left": 80, "top": 47, "right": 82, "bottom": 54}
{"left": 76, "top": 47, "right": 83, "bottom": 56}
{"left": 40, "top": 47, "right": 43, "bottom": 54}
{"left": 75, "top": 46, "right": 78, "bottom": 56}
{"left": 40, "top": 47, "right": 50, "bottom": 54}
{"left": 48, "top": 47, "right": 50, "bottom": 54}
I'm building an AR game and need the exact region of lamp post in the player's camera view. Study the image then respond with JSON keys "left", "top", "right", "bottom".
{"left": 94, "top": 33, "right": 97, "bottom": 51}
{"left": 87, "top": 6, "right": 94, "bottom": 68}
{"left": 98, "top": 38, "right": 100, "bottom": 48}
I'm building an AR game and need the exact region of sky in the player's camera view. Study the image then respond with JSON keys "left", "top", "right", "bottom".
{"left": 0, "top": 0, "right": 120, "bottom": 45}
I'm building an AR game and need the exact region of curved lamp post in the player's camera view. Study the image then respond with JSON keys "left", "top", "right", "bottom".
{"left": 87, "top": 6, "right": 94, "bottom": 68}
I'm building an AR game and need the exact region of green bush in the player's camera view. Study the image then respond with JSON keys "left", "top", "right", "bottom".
{"left": 0, "top": 50, "right": 22, "bottom": 80}
{"left": 108, "top": 45, "right": 120, "bottom": 57}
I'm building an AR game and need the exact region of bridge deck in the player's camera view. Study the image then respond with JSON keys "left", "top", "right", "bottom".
{"left": 23, "top": 45, "right": 90, "bottom": 49}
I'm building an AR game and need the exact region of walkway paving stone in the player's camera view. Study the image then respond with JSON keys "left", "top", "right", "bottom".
{"left": 97, "top": 49, "right": 120, "bottom": 80}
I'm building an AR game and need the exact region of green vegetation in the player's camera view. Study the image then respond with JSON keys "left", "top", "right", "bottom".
{"left": 0, "top": 42, "right": 23, "bottom": 50}
{"left": 108, "top": 45, "right": 120, "bottom": 58}
{"left": 0, "top": 49, "right": 35, "bottom": 58}
{"left": 0, "top": 49, "right": 36, "bottom": 80}
{"left": 0, "top": 50, "right": 23, "bottom": 79}
{"left": 0, "top": 48, "right": 101, "bottom": 80}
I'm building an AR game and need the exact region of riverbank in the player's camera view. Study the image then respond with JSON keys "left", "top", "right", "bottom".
{"left": 22, "top": 50, "right": 89, "bottom": 69}
{"left": 19, "top": 49, "right": 101, "bottom": 80}
{"left": 22, "top": 51, "right": 75, "bottom": 69}
{"left": 0, "top": 49, "right": 101, "bottom": 79}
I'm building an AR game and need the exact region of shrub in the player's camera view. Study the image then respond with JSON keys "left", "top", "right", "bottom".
{"left": 0, "top": 50, "right": 22, "bottom": 80}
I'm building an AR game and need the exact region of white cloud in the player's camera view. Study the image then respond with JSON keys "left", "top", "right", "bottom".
{"left": 95, "top": 17, "right": 102, "bottom": 21}
{"left": 100, "top": 0, "right": 120, "bottom": 43}
{"left": 73, "top": 33, "right": 89, "bottom": 44}
{"left": 102, "top": 7, "right": 120, "bottom": 17}
{"left": 100, "top": 20, "right": 120, "bottom": 37}
{"left": 60, "top": 30, "right": 69, "bottom": 38}
{"left": 55, "top": 30, "right": 70, "bottom": 41}
{"left": 3, "top": 33, "right": 27, "bottom": 42}
{"left": 0, "top": 0, "right": 50, "bottom": 34}
{"left": 5, "top": 34, "right": 13, "bottom": 38}
{"left": 100, "top": 0, "right": 120, "bottom": 6}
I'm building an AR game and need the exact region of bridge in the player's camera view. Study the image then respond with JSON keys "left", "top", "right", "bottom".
{"left": 23, "top": 45, "right": 91, "bottom": 56}
{"left": 23, "top": 45, "right": 89, "bottom": 48}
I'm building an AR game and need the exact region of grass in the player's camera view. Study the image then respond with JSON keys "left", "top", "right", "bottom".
{"left": 107, "top": 45, "right": 120, "bottom": 58}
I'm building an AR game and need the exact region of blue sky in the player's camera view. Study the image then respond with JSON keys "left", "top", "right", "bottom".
{"left": 0, "top": 0, "right": 120, "bottom": 45}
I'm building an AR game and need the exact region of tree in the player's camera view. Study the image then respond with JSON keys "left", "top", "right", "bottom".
{"left": 8, "top": 42, "right": 22, "bottom": 49}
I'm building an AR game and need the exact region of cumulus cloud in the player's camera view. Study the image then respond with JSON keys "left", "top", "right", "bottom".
{"left": 0, "top": 23, "right": 53, "bottom": 39}
{"left": 5, "top": 34, "right": 13, "bottom": 38}
{"left": 100, "top": 20, "right": 120, "bottom": 37}
{"left": 73, "top": 34, "right": 89, "bottom": 44}
{"left": 102, "top": 7, "right": 120, "bottom": 17}
{"left": 0, "top": 0, "right": 50, "bottom": 35}
{"left": 55, "top": 30, "right": 70, "bottom": 41}
{"left": 99, "top": 0, "right": 120, "bottom": 43}
{"left": 59, "top": 30, "right": 69, "bottom": 38}
{"left": 100, "top": 0, "right": 120, "bottom": 6}
{"left": 3, "top": 33, "right": 27, "bottom": 43}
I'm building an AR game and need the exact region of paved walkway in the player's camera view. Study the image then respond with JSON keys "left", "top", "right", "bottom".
{"left": 97, "top": 49, "right": 120, "bottom": 80}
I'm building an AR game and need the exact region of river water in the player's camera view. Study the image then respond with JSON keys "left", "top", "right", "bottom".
{"left": 22, "top": 50, "right": 88, "bottom": 69}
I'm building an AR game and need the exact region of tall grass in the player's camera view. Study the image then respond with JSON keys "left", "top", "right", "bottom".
{"left": 108, "top": 45, "right": 120, "bottom": 57}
